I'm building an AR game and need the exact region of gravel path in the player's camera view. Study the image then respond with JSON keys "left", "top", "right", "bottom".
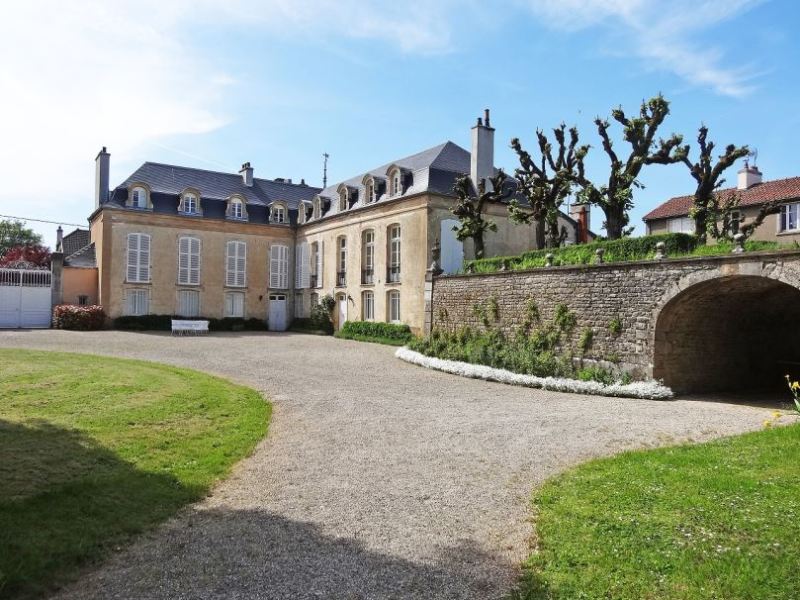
{"left": 0, "top": 330, "right": 775, "bottom": 599}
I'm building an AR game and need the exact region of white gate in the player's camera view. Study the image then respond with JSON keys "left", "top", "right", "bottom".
{"left": 268, "top": 294, "right": 288, "bottom": 331}
{"left": 0, "top": 269, "right": 52, "bottom": 328}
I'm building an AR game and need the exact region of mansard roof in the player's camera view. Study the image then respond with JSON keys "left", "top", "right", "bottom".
{"left": 110, "top": 162, "right": 321, "bottom": 208}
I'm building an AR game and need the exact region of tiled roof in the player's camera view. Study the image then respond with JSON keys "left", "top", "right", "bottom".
{"left": 643, "top": 176, "right": 800, "bottom": 221}
{"left": 113, "top": 163, "right": 321, "bottom": 209}
{"left": 62, "top": 228, "right": 90, "bottom": 256}
{"left": 64, "top": 242, "right": 96, "bottom": 268}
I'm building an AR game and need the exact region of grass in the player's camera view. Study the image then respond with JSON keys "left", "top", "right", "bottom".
{"left": 512, "top": 423, "right": 800, "bottom": 600}
{"left": 334, "top": 321, "right": 414, "bottom": 346}
{"left": 0, "top": 350, "right": 270, "bottom": 599}
{"left": 466, "top": 233, "right": 784, "bottom": 274}
{"left": 334, "top": 331, "right": 409, "bottom": 346}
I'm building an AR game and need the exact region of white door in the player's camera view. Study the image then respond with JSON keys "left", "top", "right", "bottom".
{"left": 337, "top": 295, "right": 348, "bottom": 330}
{"left": 268, "top": 294, "right": 287, "bottom": 331}
{"left": 440, "top": 219, "right": 464, "bottom": 274}
{"left": 0, "top": 269, "right": 52, "bottom": 328}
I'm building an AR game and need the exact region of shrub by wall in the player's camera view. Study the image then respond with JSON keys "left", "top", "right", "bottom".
{"left": 335, "top": 321, "right": 413, "bottom": 345}
{"left": 52, "top": 305, "right": 105, "bottom": 331}
{"left": 113, "top": 314, "right": 267, "bottom": 332}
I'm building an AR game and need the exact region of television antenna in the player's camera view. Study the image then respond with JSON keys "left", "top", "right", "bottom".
{"left": 322, "top": 153, "right": 329, "bottom": 188}
{"left": 748, "top": 148, "right": 758, "bottom": 166}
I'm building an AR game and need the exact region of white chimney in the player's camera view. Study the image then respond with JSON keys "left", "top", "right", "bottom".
{"left": 240, "top": 162, "right": 254, "bottom": 187}
{"left": 95, "top": 146, "right": 110, "bottom": 208}
{"left": 737, "top": 160, "right": 762, "bottom": 190}
{"left": 471, "top": 108, "right": 495, "bottom": 192}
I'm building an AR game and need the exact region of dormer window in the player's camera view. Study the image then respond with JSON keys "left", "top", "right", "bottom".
{"left": 227, "top": 196, "right": 247, "bottom": 220}
{"left": 272, "top": 204, "right": 286, "bottom": 224}
{"left": 366, "top": 180, "right": 375, "bottom": 203}
{"left": 131, "top": 186, "right": 147, "bottom": 208}
{"left": 339, "top": 189, "right": 348, "bottom": 212}
{"left": 392, "top": 172, "right": 401, "bottom": 196}
{"left": 180, "top": 191, "right": 200, "bottom": 215}
{"left": 313, "top": 198, "right": 321, "bottom": 220}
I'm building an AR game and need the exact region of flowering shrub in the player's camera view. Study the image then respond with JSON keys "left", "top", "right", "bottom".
{"left": 396, "top": 347, "right": 673, "bottom": 400}
{"left": 52, "top": 304, "right": 105, "bottom": 330}
{"left": 785, "top": 375, "right": 800, "bottom": 414}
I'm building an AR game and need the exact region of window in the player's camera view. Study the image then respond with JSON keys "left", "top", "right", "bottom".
{"left": 362, "top": 290, "right": 374, "bottom": 321}
{"left": 131, "top": 186, "right": 147, "bottom": 208}
{"left": 225, "top": 292, "right": 245, "bottom": 317}
{"left": 780, "top": 203, "right": 800, "bottom": 232}
{"left": 229, "top": 198, "right": 245, "bottom": 220}
{"left": 388, "top": 225, "right": 401, "bottom": 282}
{"left": 667, "top": 216, "right": 694, "bottom": 234}
{"left": 388, "top": 290, "right": 400, "bottom": 323}
{"left": 391, "top": 171, "right": 401, "bottom": 196}
{"left": 177, "top": 289, "right": 200, "bottom": 317}
{"left": 272, "top": 205, "right": 286, "bottom": 223}
{"left": 295, "top": 242, "right": 309, "bottom": 289}
{"left": 337, "top": 236, "right": 346, "bottom": 286}
{"left": 313, "top": 198, "right": 321, "bottom": 220}
{"left": 339, "top": 190, "right": 348, "bottom": 212}
{"left": 362, "top": 230, "right": 374, "bottom": 284}
{"left": 125, "top": 289, "right": 149, "bottom": 316}
{"left": 78, "top": 295, "right": 88, "bottom": 306}
{"left": 226, "top": 240, "right": 246, "bottom": 287}
{"left": 270, "top": 244, "right": 289, "bottom": 289}
{"left": 294, "top": 293, "right": 304, "bottom": 318}
{"left": 178, "top": 236, "right": 201, "bottom": 285}
{"left": 366, "top": 180, "right": 375, "bottom": 203}
{"left": 182, "top": 192, "right": 199, "bottom": 214}
{"left": 126, "top": 233, "right": 150, "bottom": 283}
{"left": 310, "top": 241, "right": 322, "bottom": 288}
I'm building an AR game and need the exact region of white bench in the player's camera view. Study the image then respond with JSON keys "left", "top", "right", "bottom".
{"left": 171, "top": 319, "right": 209, "bottom": 336}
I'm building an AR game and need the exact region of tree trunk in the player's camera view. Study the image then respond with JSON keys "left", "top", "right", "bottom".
{"left": 693, "top": 212, "right": 707, "bottom": 243}
{"left": 603, "top": 206, "right": 625, "bottom": 239}
{"left": 473, "top": 234, "right": 485, "bottom": 260}
{"left": 534, "top": 218, "right": 546, "bottom": 250}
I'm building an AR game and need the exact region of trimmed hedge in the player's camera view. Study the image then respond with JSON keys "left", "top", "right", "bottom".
{"left": 335, "top": 321, "right": 413, "bottom": 344}
{"left": 465, "top": 233, "right": 697, "bottom": 273}
{"left": 52, "top": 304, "right": 106, "bottom": 331}
{"left": 113, "top": 314, "right": 267, "bottom": 332}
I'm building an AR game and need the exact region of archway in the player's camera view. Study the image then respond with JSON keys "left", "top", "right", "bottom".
{"left": 653, "top": 275, "right": 800, "bottom": 394}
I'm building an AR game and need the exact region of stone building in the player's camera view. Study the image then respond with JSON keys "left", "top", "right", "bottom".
{"left": 62, "top": 111, "right": 591, "bottom": 333}
{"left": 644, "top": 162, "right": 800, "bottom": 242}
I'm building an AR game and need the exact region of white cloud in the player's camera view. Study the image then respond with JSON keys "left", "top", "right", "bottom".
{"left": 522, "top": 0, "right": 763, "bottom": 97}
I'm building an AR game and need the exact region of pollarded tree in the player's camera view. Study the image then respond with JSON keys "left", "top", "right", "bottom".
{"left": 578, "top": 94, "right": 688, "bottom": 239}
{"left": 451, "top": 170, "right": 512, "bottom": 260}
{"left": 704, "top": 189, "right": 782, "bottom": 242}
{"left": 681, "top": 125, "right": 749, "bottom": 242}
{"left": 509, "top": 124, "right": 589, "bottom": 249}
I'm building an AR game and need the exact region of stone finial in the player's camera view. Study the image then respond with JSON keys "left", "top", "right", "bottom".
{"left": 595, "top": 247, "right": 605, "bottom": 264}
{"left": 545, "top": 253, "right": 554, "bottom": 267}
{"left": 466, "top": 264, "right": 475, "bottom": 274}
{"left": 732, "top": 233, "right": 745, "bottom": 254}
{"left": 654, "top": 241, "right": 666, "bottom": 260}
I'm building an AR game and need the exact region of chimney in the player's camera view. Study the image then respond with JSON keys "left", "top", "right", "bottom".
{"left": 240, "top": 162, "right": 254, "bottom": 187}
{"left": 569, "top": 204, "right": 591, "bottom": 244}
{"left": 471, "top": 108, "right": 495, "bottom": 192}
{"left": 56, "top": 226, "right": 63, "bottom": 252}
{"left": 94, "top": 146, "right": 110, "bottom": 209}
{"left": 737, "top": 160, "right": 762, "bottom": 190}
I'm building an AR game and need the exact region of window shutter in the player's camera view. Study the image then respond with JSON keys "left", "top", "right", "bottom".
{"left": 226, "top": 241, "right": 236, "bottom": 286}
{"left": 270, "top": 245, "right": 281, "bottom": 289}
{"left": 139, "top": 234, "right": 150, "bottom": 282}
{"left": 294, "top": 244, "right": 302, "bottom": 288}
{"left": 226, "top": 241, "right": 245, "bottom": 287}
{"left": 127, "top": 235, "right": 138, "bottom": 281}
{"left": 301, "top": 242, "right": 310, "bottom": 289}
{"left": 178, "top": 237, "right": 189, "bottom": 284}
{"left": 190, "top": 238, "right": 201, "bottom": 284}
{"left": 318, "top": 240, "right": 324, "bottom": 287}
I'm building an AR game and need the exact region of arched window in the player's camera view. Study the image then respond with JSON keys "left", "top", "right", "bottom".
{"left": 130, "top": 186, "right": 147, "bottom": 209}
{"left": 387, "top": 224, "right": 401, "bottom": 283}
{"left": 339, "top": 189, "right": 348, "bottom": 212}
{"left": 392, "top": 171, "right": 401, "bottom": 196}
{"left": 228, "top": 197, "right": 247, "bottom": 220}
{"left": 271, "top": 204, "right": 286, "bottom": 224}
{"left": 336, "top": 236, "right": 347, "bottom": 287}
{"left": 181, "top": 192, "right": 200, "bottom": 215}
{"left": 366, "top": 179, "right": 375, "bottom": 203}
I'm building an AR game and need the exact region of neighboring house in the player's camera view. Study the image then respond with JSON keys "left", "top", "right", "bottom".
{"left": 74, "top": 111, "right": 591, "bottom": 333}
{"left": 644, "top": 163, "right": 800, "bottom": 242}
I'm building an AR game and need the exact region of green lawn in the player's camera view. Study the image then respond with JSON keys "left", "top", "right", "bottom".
{"left": 0, "top": 350, "right": 270, "bottom": 599}
{"left": 512, "top": 423, "right": 800, "bottom": 600}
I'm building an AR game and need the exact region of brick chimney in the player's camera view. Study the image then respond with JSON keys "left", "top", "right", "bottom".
{"left": 570, "top": 203, "right": 591, "bottom": 244}
{"left": 240, "top": 162, "right": 254, "bottom": 187}
{"left": 737, "top": 160, "right": 762, "bottom": 190}
{"left": 95, "top": 146, "right": 110, "bottom": 209}
{"left": 471, "top": 109, "right": 495, "bottom": 192}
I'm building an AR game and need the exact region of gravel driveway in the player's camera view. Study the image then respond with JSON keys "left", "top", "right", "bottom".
{"left": 0, "top": 330, "right": 774, "bottom": 599}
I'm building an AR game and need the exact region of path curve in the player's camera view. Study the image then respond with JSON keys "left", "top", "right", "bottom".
{"left": 0, "top": 331, "right": 773, "bottom": 599}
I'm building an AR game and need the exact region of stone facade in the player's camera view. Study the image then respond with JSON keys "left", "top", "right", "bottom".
{"left": 428, "top": 250, "right": 800, "bottom": 393}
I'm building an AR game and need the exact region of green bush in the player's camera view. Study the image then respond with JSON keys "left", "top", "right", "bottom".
{"left": 113, "top": 314, "right": 266, "bottom": 332}
{"left": 52, "top": 304, "right": 105, "bottom": 330}
{"left": 336, "top": 321, "right": 413, "bottom": 345}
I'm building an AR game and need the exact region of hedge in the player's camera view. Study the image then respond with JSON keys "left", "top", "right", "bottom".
{"left": 465, "top": 233, "right": 697, "bottom": 273}
{"left": 52, "top": 304, "right": 105, "bottom": 331}
{"left": 336, "top": 321, "right": 413, "bottom": 343}
{"left": 113, "top": 314, "right": 267, "bottom": 332}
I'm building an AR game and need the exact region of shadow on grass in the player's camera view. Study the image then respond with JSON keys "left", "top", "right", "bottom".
{"left": 0, "top": 419, "right": 202, "bottom": 600}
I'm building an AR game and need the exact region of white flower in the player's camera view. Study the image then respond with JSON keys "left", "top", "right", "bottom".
{"left": 395, "top": 347, "right": 674, "bottom": 400}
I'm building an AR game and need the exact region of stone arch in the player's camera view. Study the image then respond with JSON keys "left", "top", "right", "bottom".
{"left": 652, "top": 265, "right": 800, "bottom": 393}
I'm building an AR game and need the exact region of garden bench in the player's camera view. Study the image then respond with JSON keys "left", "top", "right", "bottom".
{"left": 171, "top": 319, "right": 209, "bottom": 336}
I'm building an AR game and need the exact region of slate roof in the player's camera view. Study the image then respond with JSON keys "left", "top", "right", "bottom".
{"left": 64, "top": 242, "right": 96, "bottom": 268}
{"left": 62, "top": 228, "right": 90, "bottom": 256}
{"left": 643, "top": 176, "right": 800, "bottom": 221}
{"left": 111, "top": 163, "right": 321, "bottom": 208}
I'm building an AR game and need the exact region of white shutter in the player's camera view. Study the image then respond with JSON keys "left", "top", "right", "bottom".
{"left": 294, "top": 244, "right": 302, "bottom": 288}
{"left": 281, "top": 245, "right": 288, "bottom": 289}
{"left": 190, "top": 238, "right": 201, "bottom": 285}
{"left": 127, "top": 233, "right": 150, "bottom": 282}
{"left": 127, "top": 234, "right": 139, "bottom": 281}
{"left": 139, "top": 234, "right": 150, "bottom": 282}
{"left": 317, "top": 240, "right": 323, "bottom": 288}
{"left": 226, "top": 241, "right": 245, "bottom": 287}
{"left": 301, "top": 242, "right": 310, "bottom": 289}
{"left": 178, "top": 237, "right": 190, "bottom": 284}
{"left": 270, "top": 245, "right": 281, "bottom": 289}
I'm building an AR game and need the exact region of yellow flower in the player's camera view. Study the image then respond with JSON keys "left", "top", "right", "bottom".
{"left": 763, "top": 420, "right": 772, "bottom": 428}
{"left": 773, "top": 411, "right": 782, "bottom": 418}
{"left": 792, "top": 381, "right": 800, "bottom": 391}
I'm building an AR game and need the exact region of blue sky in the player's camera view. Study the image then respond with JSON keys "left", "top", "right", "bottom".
{"left": 2, "top": 0, "right": 798, "bottom": 246}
